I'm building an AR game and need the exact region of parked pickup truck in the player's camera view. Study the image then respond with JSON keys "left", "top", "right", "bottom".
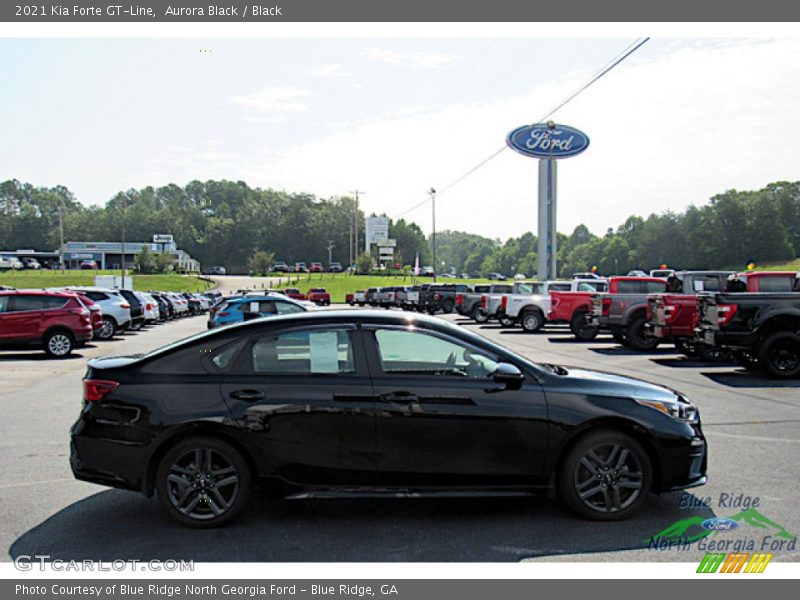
{"left": 420, "top": 283, "right": 470, "bottom": 314}
{"left": 648, "top": 270, "right": 794, "bottom": 360}
{"left": 401, "top": 286, "right": 421, "bottom": 310}
{"left": 591, "top": 276, "right": 668, "bottom": 350}
{"left": 376, "top": 286, "right": 403, "bottom": 308}
{"left": 647, "top": 271, "right": 734, "bottom": 360}
{"left": 482, "top": 282, "right": 559, "bottom": 327}
{"left": 455, "top": 284, "right": 493, "bottom": 321}
{"left": 307, "top": 288, "right": 331, "bottom": 306}
{"left": 347, "top": 290, "right": 367, "bottom": 306}
{"left": 696, "top": 273, "right": 800, "bottom": 378}
{"left": 548, "top": 280, "right": 611, "bottom": 340}
{"left": 499, "top": 279, "right": 607, "bottom": 332}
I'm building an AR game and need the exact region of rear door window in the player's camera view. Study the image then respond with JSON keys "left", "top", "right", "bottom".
{"left": 615, "top": 280, "right": 642, "bottom": 294}
{"left": 251, "top": 328, "right": 355, "bottom": 374}
{"left": 645, "top": 281, "right": 668, "bottom": 294}
{"left": 757, "top": 276, "right": 794, "bottom": 292}
{"left": 8, "top": 295, "right": 47, "bottom": 311}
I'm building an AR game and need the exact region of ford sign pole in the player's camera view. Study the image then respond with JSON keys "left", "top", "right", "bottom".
{"left": 507, "top": 122, "right": 590, "bottom": 281}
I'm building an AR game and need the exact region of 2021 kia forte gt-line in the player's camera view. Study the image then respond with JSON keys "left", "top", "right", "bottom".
{"left": 70, "top": 310, "right": 707, "bottom": 527}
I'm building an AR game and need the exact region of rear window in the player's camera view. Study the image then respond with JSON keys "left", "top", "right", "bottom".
{"left": 517, "top": 283, "right": 544, "bottom": 294}
{"left": 9, "top": 295, "right": 67, "bottom": 311}
{"left": 615, "top": 280, "right": 641, "bottom": 294}
{"left": 757, "top": 276, "right": 795, "bottom": 292}
{"left": 494, "top": 285, "right": 513, "bottom": 293}
{"left": 645, "top": 281, "right": 668, "bottom": 294}
{"left": 548, "top": 283, "right": 571, "bottom": 292}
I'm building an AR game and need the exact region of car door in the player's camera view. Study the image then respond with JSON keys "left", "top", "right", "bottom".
{"left": 364, "top": 324, "right": 549, "bottom": 487}
{"left": 220, "top": 323, "right": 378, "bottom": 485}
{"left": 1, "top": 295, "right": 45, "bottom": 341}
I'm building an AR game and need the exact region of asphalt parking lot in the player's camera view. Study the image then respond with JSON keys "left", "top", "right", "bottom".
{"left": 2, "top": 308, "right": 798, "bottom": 563}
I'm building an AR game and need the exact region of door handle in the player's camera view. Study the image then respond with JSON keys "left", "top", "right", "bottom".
{"left": 229, "top": 389, "right": 266, "bottom": 401}
{"left": 381, "top": 391, "right": 420, "bottom": 404}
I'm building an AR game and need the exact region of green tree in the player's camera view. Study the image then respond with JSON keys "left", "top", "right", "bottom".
{"left": 134, "top": 245, "right": 156, "bottom": 274}
{"left": 356, "top": 251, "right": 373, "bottom": 273}
{"left": 248, "top": 249, "right": 275, "bottom": 275}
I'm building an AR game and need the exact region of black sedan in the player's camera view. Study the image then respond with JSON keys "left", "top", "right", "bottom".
{"left": 70, "top": 310, "right": 707, "bottom": 527}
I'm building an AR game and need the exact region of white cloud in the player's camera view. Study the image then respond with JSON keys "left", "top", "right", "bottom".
{"left": 305, "top": 63, "right": 351, "bottom": 78}
{"left": 230, "top": 86, "right": 314, "bottom": 123}
{"left": 366, "top": 47, "right": 456, "bottom": 69}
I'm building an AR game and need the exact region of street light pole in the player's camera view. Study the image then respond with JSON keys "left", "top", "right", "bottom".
{"left": 120, "top": 198, "right": 126, "bottom": 286}
{"left": 429, "top": 187, "right": 436, "bottom": 283}
{"left": 327, "top": 240, "right": 335, "bottom": 266}
{"left": 350, "top": 189, "right": 365, "bottom": 255}
{"left": 58, "top": 204, "right": 65, "bottom": 272}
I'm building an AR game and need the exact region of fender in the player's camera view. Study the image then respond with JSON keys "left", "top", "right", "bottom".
{"left": 752, "top": 308, "right": 800, "bottom": 333}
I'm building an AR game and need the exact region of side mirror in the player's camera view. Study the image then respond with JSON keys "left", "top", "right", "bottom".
{"left": 492, "top": 363, "right": 524, "bottom": 390}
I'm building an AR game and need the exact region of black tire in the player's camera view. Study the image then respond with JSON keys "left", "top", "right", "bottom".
{"left": 570, "top": 310, "right": 598, "bottom": 341}
{"left": 732, "top": 349, "right": 761, "bottom": 371}
{"left": 498, "top": 315, "right": 516, "bottom": 328}
{"left": 758, "top": 331, "right": 800, "bottom": 379}
{"left": 611, "top": 328, "right": 629, "bottom": 346}
{"left": 625, "top": 315, "right": 660, "bottom": 351}
{"left": 43, "top": 329, "right": 74, "bottom": 358}
{"left": 156, "top": 436, "right": 251, "bottom": 528}
{"left": 520, "top": 309, "right": 544, "bottom": 333}
{"left": 97, "top": 316, "right": 117, "bottom": 340}
{"left": 558, "top": 429, "right": 653, "bottom": 521}
{"left": 442, "top": 299, "right": 455, "bottom": 314}
{"left": 130, "top": 319, "right": 143, "bottom": 332}
{"left": 472, "top": 305, "right": 488, "bottom": 324}
{"left": 696, "top": 343, "right": 730, "bottom": 363}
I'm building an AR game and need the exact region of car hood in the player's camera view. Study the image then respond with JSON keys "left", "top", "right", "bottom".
{"left": 546, "top": 365, "right": 680, "bottom": 402}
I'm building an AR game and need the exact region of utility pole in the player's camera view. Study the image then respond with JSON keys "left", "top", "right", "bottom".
{"left": 429, "top": 187, "right": 436, "bottom": 283}
{"left": 327, "top": 240, "right": 335, "bottom": 266}
{"left": 348, "top": 199, "right": 353, "bottom": 273}
{"left": 120, "top": 197, "right": 126, "bottom": 287}
{"left": 58, "top": 204, "right": 65, "bottom": 272}
{"left": 350, "top": 189, "right": 365, "bottom": 254}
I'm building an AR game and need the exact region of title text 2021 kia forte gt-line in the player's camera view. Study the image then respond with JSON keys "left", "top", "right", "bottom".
{"left": 70, "top": 310, "right": 707, "bottom": 527}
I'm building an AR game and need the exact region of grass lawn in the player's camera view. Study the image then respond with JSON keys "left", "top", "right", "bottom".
{"left": 249, "top": 273, "right": 493, "bottom": 303}
{"left": 749, "top": 257, "right": 800, "bottom": 272}
{"left": 0, "top": 269, "right": 214, "bottom": 293}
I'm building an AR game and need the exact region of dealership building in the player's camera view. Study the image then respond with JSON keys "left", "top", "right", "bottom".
{"left": 62, "top": 241, "right": 200, "bottom": 272}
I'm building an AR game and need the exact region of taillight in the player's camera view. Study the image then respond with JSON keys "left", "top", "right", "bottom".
{"left": 664, "top": 304, "right": 677, "bottom": 323}
{"left": 83, "top": 379, "right": 119, "bottom": 402}
{"left": 218, "top": 311, "right": 230, "bottom": 317}
{"left": 602, "top": 297, "right": 612, "bottom": 317}
{"left": 717, "top": 304, "right": 738, "bottom": 326}
{"left": 501, "top": 295, "right": 508, "bottom": 310}
{"left": 120, "top": 302, "right": 130, "bottom": 309}
{"left": 456, "top": 294, "right": 463, "bottom": 305}
{"left": 434, "top": 293, "right": 441, "bottom": 301}
{"left": 481, "top": 295, "right": 487, "bottom": 308}
{"left": 146, "top": 303, "right": 152, "bottom": 310}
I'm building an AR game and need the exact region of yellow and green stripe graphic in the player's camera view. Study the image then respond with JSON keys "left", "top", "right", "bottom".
{"left": 697, "top": 552, "right": 773, "bottom": 573}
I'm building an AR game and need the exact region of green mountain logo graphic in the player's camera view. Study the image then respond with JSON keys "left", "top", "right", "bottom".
{"left": 646, "top": 508, "right": 796, "bottom": 544}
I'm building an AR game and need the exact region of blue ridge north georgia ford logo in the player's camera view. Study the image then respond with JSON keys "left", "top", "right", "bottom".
{"left": 506, "top": 123, "right": 590, "bottom": 159}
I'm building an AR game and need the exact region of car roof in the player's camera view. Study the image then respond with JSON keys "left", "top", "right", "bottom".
{"left": 0, "top": 289, "right": 75, "bottom": 297}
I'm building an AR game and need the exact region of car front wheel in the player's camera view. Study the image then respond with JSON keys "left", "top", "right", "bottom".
{"left": 558, "top": 430, "right": 653, "bottom": 520}
{"left": 44, "top": 330, "right": 74, "bottom": 358}
{"left": 156, "top": 437, "right": 251, "bottom": 528}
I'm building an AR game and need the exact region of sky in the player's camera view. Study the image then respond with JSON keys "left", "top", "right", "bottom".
{"left": 1, "top": 37, "right": 799, "bottom": 241}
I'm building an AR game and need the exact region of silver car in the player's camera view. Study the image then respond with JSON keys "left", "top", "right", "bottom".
{"left": 65, "top": 287, "right": 132, "bottom": 340}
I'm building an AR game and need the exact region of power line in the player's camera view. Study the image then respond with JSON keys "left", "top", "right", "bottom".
{"left": 393, "top": 37, "right": 650, "bottom": 220}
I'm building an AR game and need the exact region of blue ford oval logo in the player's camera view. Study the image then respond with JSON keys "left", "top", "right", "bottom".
{"left": 506, "top": 123, "right": 590, "bottom": 159}
{"left": 702, "top": 518, "right": 739, "bottom": 531}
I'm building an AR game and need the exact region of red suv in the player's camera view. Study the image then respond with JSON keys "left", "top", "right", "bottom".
{"left": 0, "top": 290, "right": 93, "bottom": 357}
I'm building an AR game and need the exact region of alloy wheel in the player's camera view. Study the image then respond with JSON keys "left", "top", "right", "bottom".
{"left": 47, "top": 333, "right": 72, "bottom": 356}
{"left": 573, "top": 443, "right": 644, "bottom": 513}
{"left": 165, "top": 448, "right": 240, "bottom": 521}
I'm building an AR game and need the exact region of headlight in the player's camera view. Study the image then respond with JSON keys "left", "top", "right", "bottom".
{"left": 635, "top": 395, "right": 697, "bottom": 422}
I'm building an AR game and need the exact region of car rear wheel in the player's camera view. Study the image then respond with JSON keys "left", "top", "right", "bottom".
{"left": 156, "top": 437, "right": 251, "bottom": 528}
{"left": 44, "top": 330, "right": 74, "bottom": 358}
{"left": 570, "top": 310, "right": 598, "bottom": 340}
{"left": 520, "top": 309, "right": 544, "bottom": 333}
{"left": 558, "top": 430, "right": 652, "bottom": 520}
{"left": 130, "top": 319, "right": 143, "bottom": 332}
{"left": 97, "top": 317, "right": 116, "bottom": 340}
{"left": 625, "top": 315, "right": 659, "bottom": 351}
{"left": 758, "top": 331, "right": 800, "bottom": 379}
{"left": 442, "top": 299, "right": 455, "bottom": 314}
